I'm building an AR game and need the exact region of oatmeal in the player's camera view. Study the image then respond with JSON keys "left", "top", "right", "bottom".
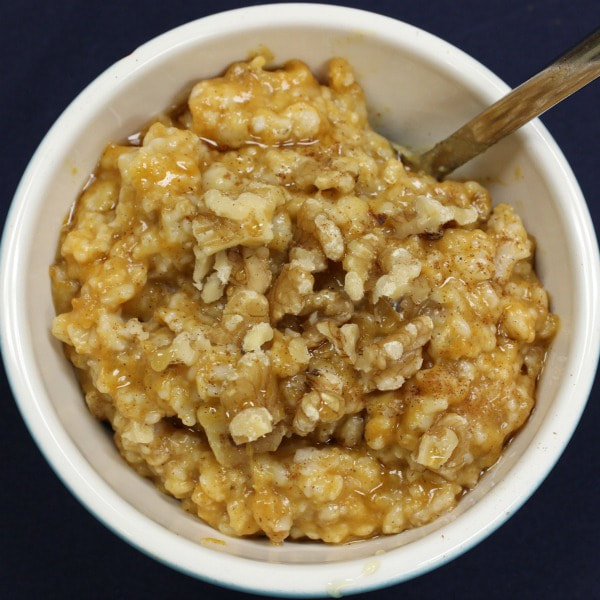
{"left": 50, "top": 56, "right": 558, "bottom": 543}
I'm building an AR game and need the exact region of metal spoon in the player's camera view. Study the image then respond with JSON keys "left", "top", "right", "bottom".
{"left": 402, "top": 27, "right": 600, "bottom": 180}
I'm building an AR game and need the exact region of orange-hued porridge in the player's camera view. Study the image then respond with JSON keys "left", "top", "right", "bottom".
{"left": 51, "top": 56, "right": 557, "bottom": 543}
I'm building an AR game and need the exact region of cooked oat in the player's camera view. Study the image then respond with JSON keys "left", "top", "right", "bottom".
{"left": 51, "top": 56, "right": 558, "bottom": 543}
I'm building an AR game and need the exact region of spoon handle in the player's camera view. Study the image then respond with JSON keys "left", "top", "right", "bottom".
{"left": 415, "top": 27, "right": 600, "bottom": 180}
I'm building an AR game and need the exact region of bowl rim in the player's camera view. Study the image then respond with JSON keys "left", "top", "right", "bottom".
{"left": 2, "top": 3, "right": 599, "bottom": 597}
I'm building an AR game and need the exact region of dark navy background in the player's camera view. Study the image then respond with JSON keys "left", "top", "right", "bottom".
{"left": 1, "top": 1, "right": 599, "bottom": 598}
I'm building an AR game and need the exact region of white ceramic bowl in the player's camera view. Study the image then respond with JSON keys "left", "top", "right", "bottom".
{"left": 1, "top": 4, "right": 599, "bottom": 597}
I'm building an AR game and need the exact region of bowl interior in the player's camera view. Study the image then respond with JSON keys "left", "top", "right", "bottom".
{"left": 8, "top": 7, "right": 587, "bottom": 579}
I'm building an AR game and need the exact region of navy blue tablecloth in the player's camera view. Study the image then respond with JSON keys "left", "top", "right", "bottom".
{"left": 1, "top": 1, "right": 599, "bottom": 598}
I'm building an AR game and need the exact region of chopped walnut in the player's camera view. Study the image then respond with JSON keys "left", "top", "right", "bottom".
{"left": 269, "top": 263, "right": 315, "bottom": 322}
{"left": 293, "top": 390, "right": 346, "bottom": 436}
{"left": 229, "top": 407, "right": 274, "bottom": 444}
{"left": 270, "top": 331, "right": 310, "bottom": 377}
{"left": 487, "top": 203, "right": 533, "bottom": 283}
{"left": 315, "top": 321, "right": 359, "bottom": 363}
{"left": 373, "top": 245, "right": 421, "bottom": 303}
{"left": 343, "top": 233, "right": 382, "bottom": 301}
{"left": 394, "top": 195, "right": 478, "bottom": 238}
{"left": 356, "top": 316, "right": 434, "bottom": 392}
{"left": 219, "top": 289, "right": 270, "bottom": 344}
{"left": 242, "top": 322, "right": 274, "bottom": 352}
{"left": 300, "top": 290, "right": 354, "bottom": 325}
{"left": 192, "top": 185, "right": 286, "bottom": 255}
{"left": 220, "top": 351, "right": 275, "bottom": 414}
{"left": 415, "top": 413, "right": 469, "bottom": 471}
{"left": 297, "top": 198, "right": 345, "bottom": 261}
{"left": 242, "top": 247, "right": 273, "bottom": 294}
{"left": 200, "top": 250, "right": 232, "bottom": 303}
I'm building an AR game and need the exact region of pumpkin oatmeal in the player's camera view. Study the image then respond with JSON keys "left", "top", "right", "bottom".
{"left": 50, "top": 56, "right": 558, "bottom": 543}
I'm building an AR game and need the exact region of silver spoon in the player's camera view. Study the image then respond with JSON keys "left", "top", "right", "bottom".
{"left": 402, "top": 27, "right": 600, "bottom": 180}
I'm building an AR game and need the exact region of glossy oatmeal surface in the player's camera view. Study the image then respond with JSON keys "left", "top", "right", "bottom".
{"left": 51, "top": 56, "right": 557, "bottom": 543}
